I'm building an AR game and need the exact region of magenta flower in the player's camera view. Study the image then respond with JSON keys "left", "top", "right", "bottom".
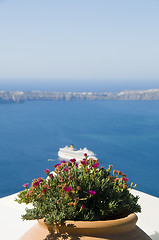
{"left": 44, "top": 169, "right": 50, "bottom": 174}
{"left": 122, "top": 178, "right": 129, "bottom": 182}
{"left": 75, "top": 162, "right": 78, "bottom": 167}
{"left": 91, "top": 162, "right": 99, "bottom": 168}
{"left": 81, "top": 160, "right": 88, "bottom": 166}
{"left": 23, "top": 183, "right": 29, "bottom": 188}
{"left": 33, "top": 181, "right": 40, "bottom": 187}
{"left": 54, "top": 164, "right": 61, "bottom": 168}
{"left": 81, "top": 205, "right": 85, "bottom": 209}
{"left": 84, "top": 153, "right": 87, "bottom": 157}
{"left": 64, "top": 167, "right": 69, "bottom": 172}
{"left": 49, "top": 173, "right": 53, "bottom": 178}
{"left": 37, "top": 177, "right": 43, "bottom": 181}
{"left": 63, "top": 187, "right": 71, "bottom": 192}
{"left": 70, "top": 158, "right": 76, "bottom": 163}
{"left": 60, "top": 160, "right": 66, "bottom": 163}
{"left": 88, "top": 190, "right": 96, "bottom": 196}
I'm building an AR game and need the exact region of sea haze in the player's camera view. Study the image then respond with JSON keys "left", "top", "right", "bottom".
{"left": 0, "top": 100, "right": 159, "bottom": 198}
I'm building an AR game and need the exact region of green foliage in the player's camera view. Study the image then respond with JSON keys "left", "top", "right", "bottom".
{"left": 15, "top": 157, "right": 141, "bottom": 225}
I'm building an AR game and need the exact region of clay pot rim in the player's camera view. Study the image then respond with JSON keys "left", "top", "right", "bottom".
{"left": 38, "top": 213, "right": 138, "bottom": 229}
{"left": 21, "top": 213, "right": 152, "bottom": 240}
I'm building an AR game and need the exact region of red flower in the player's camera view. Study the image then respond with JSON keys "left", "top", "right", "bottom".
{"left": 70, "top": 158, "right": 76, "bottom": 163}
{"left": 42, "top": 189, "right": 46, "bottom": 195}
{"left": 81, "top": 205, "right": 85, "bottom": 210}
{"left": 44, "top": 169, "right": 50, "bottom": 174}
{"left": 23, "top": 183, "right": 29, "bottom": 188}
{"left": 88, "top": 190, "right": 96, "bottom": 196}
{"left": 84, "top": 153, "right": 87, "bottom": 157}
{"left": 63, "top": 187, "right": 71, "bottom": 192}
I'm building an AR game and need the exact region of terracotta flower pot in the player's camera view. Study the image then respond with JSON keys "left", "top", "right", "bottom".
{"left": 20, "top": 213, "right": 151, "bottom": 240}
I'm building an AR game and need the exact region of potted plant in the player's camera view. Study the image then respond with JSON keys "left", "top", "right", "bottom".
{"left": 16, "top": 154, "right": 151, "bottom": 240}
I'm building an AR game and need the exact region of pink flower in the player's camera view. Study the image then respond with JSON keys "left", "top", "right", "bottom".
{"left": 70, "top": 158, "right": 76, "bottom": 163}
{"left": 64, "top": 167, "right": 69, "bottom": 172}
{"left": 81, "top": 160, "right": 88, "bottom": 166}
{"left": 81, "top": 205, "right": 85, "bottom": 209}
{"left": 91, "top": 162, "right": 99, "bottom": 168}
{"left": 44, "top": 169, "right": 50, "bottom": 174}
{"left": 88, "top": 190, "right": 96, "bottom": 196}
{"left": 63, "top": 187, "right": 71, "bottom": 192}
{"left": 122, "top": 178, "right": 129, "bottom": 182}
{"left": 54, "top": 164, "right": 61, "bottom": 168}
{"left": 23, "top": 183, "right": 29, "bottom": 188}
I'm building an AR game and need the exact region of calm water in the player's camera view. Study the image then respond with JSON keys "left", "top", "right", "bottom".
{"left": 0, "top": 100, "right": 159, "bottom": 198}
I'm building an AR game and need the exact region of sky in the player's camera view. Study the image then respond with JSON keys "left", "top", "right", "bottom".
{"left": 0, "top": 0, "right": 159, "bottom": 92}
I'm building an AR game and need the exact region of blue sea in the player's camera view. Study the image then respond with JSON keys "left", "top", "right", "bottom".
{"left": 0, "top": 100, "right": 159, "bottom": 198}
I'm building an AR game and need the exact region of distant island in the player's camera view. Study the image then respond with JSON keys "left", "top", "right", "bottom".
{"left": 1, "top": 89, "right": 159, "bottom": 103}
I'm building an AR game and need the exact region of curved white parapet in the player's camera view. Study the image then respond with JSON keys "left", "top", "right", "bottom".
{"left": 131, "top": 189, "right": 159, "bottom": 239}
{"left": 58, "top": 146, "right": 97, "bottom": 162}
{"left": 0, "top": 190, "right": 159, "bottom": 240}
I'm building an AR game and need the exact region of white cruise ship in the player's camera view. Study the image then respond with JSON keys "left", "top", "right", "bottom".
{"left": 58, "top": 145, "right": 97, "bottom": 162}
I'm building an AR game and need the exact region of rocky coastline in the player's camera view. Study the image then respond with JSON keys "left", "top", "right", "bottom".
{"left": 1, "top": 89, "right": 159, "bottom": 103}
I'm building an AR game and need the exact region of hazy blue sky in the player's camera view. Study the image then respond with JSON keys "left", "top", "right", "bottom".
{"left": 0, "top": 0, "right": 159, "bottom": 91}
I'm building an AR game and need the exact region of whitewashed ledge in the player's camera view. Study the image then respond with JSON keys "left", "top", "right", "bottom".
{"left": 0, "top": 189, "right": 159, "bottom": 240}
